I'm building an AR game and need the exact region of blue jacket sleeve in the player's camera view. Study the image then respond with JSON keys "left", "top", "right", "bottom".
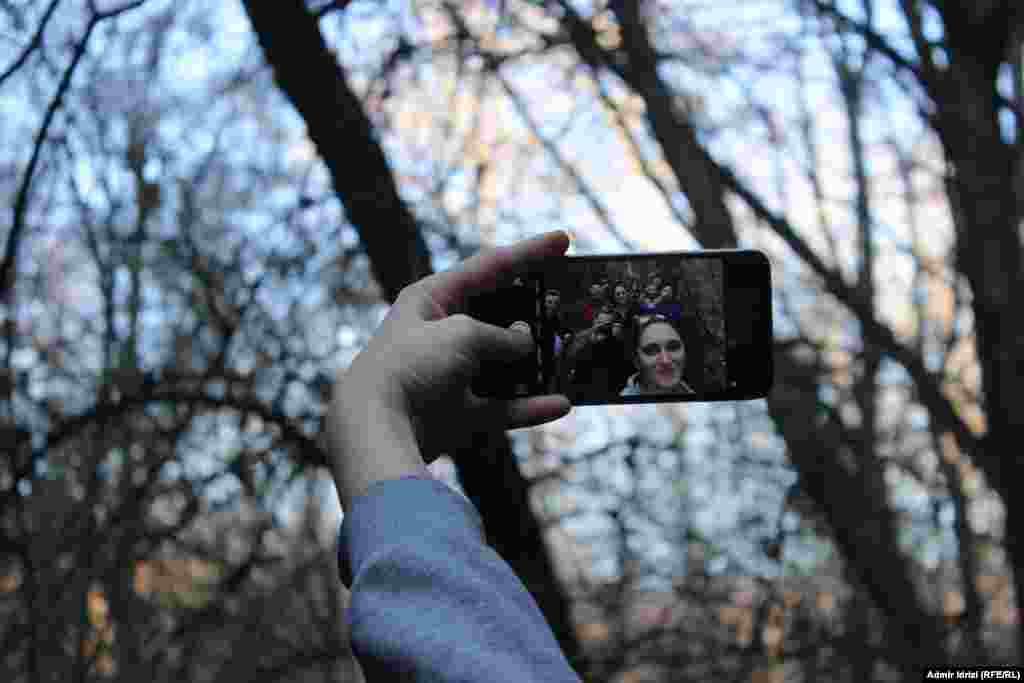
{"left": 337, "top": 475, "right": 582, "bottom": 683}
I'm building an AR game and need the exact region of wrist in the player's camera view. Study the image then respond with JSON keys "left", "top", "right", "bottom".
{"left": 328, "top": 391, "right": 428, "bottom": 509}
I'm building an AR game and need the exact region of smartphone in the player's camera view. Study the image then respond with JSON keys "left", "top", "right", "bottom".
{"left": 466, "top": 249, "right": 772, "bottom": 405}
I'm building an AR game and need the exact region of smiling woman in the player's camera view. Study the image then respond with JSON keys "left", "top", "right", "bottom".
{"left": 620, "top": 315, "right": 697, "bottom": 396}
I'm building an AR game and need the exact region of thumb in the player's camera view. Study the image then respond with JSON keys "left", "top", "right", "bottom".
{"left": 448, "top": 314, "right": 534, "bottom": 367}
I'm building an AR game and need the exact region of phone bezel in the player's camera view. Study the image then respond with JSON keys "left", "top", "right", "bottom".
{"left": 469, "top": 249, "right": 773, "bottom": 405}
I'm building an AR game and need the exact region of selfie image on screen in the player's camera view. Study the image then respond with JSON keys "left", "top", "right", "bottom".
{"left": 468, "top": 255, "right": 730, "bottom": 402}
{"left": 542, "top": 255, "right": 726, "bottom": 402}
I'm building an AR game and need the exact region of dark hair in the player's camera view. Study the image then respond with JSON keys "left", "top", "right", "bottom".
{"left": 545, "top": 288, "right": 561, "bottom": 298}
{"left": 597, "top": 308, "right": 625, "bottom": 324}
{"left": 632, "top": 315, "right": 684, "bottom": 358}
{"left": 631, "top": 314, "right": 704, "bottom": 389}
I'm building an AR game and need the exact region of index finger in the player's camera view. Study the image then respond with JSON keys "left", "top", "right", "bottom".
{"left": 415, "top": 230, "right": 570, "bottom": 319}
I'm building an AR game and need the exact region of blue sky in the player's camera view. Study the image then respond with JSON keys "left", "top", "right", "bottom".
{"left": 0, "top": 0, "right": 984, "bottom": 586}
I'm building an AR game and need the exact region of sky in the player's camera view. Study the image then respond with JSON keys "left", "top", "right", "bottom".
{"left": 301, "top": 0, "right": 976, "bottom": 579}
{"left": 247, "top": 0, "right": 974, "bottom": 579}
{"left": 0, "top": 0, "right": 988, "bottom": 587}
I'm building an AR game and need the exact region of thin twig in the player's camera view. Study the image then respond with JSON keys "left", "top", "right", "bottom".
{"left": 93, "top": 0, "right": 149, "bottom": 20}
{"left": 496, "top": 71, "right": 641, "bottom": 251}
{"left": 314, "top": 0, "right": 354, "bottom": 20}
{"left": 808, "top": 0, "right": 922, "bottom": 81}
{"left": 0, "top": 0, "right": 63, "bottom": 88}
{"left": 590, "top": 66, "right": 693, "bottom": 232}
{"left": 3, "top": 16, "right": 96, "bottom": 303}
{"left": 2, "top": 0, "right": 152, "bottom": 330}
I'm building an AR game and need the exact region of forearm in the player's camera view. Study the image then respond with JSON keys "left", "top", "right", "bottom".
{"left": 338, "top": 478, "right": 582, "bottom": 683}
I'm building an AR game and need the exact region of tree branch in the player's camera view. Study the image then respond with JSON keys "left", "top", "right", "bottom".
{"left": 2, "top": 0, "right": 152, "bottom": 353}
{"left": 550, "top": 1, "right": 965, "bottom": 666}
{"left": 27, "top": 370, "right": 331, "bottom": 495}
{"left": 589, "top": 64, "right": 693, "bottom": 232}
{"left": 241, "top": 0, "right": 432, "bottom": 302}
{"left": 553, "top": 0, "right": 628, "bottom": 81}
{"left": 2, "top": 14, "right": 96, "bottom": 306}
{"left": 495, "top": 71, "right": 640, "bottom": 251}
{"left": 586, "top": 0, "right": 979, "bottom": 468}
{"left": 716, "top": 161, "right": 980, "bottom": 462}
{"left": 807, "top": 0, "right": 924, "bottom": 83}
{"left": 897, "top": 0, "right": 942, "bottom": 94}
{"left": 313, "top": 0, "right": 353, "bottom": 20}
{"left": 0, "top": 0, "right": 63, "bottom": 88}
{"left": 92, "top": 0, "right": 148, "bottom": 20}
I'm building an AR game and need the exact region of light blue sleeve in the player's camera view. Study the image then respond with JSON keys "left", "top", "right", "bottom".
{"left": 337, "top": 476, "right": 582, "bottom": 683}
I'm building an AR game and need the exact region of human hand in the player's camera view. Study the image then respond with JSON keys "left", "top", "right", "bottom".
{"left": 582, "top": 321, "right": 613, "bottom": 342}
{"left": 509, "top": 320, "right": 532, "bottom": 337}
{"left": 326, "top": 231, "right": 572, "bottom": 505}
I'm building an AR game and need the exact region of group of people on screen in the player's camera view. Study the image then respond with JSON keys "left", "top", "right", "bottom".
{"left": 502, "top": 271, "right": 703, "bottom": 400}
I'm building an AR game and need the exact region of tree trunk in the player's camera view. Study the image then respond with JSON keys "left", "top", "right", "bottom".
{"left": 918, "top": 2, "right": 1024, "bottom": 659}
{"left": 240, "top": 0, "right": 431, "bottom": 304}
{"left": 563, "top": 1, "right": 951, "bottom": 669}
{"left": 241, "top": 0, "right": 581, "bottom": 667}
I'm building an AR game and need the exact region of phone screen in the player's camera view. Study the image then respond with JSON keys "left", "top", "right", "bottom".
{"left": 467, "top": 249, "right": 772, "bottom": 405}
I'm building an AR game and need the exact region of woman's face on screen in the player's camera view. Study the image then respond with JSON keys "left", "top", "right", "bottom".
{"left": 636, "top": 322, "right": 685, "bottom": 390}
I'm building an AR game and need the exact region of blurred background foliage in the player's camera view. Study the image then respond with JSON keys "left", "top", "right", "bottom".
{"left": 1, "top": 0, "right": 1022, "bottom": 681}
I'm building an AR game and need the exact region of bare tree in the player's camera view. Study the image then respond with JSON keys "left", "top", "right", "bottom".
{"left": 239, "top": 0, "right": 583, "bottom": 669}
{"left": 308, "top": 0, "right": 1021, "bottom": 675}
{"left": 511, "top": 0, "right": 1019, "bottom": 672}
{"left": 5, "top": 0, "right": 1023, "bottom": 680}
{"left": 0, "top": 4, "right": 366, "bottom": 681}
